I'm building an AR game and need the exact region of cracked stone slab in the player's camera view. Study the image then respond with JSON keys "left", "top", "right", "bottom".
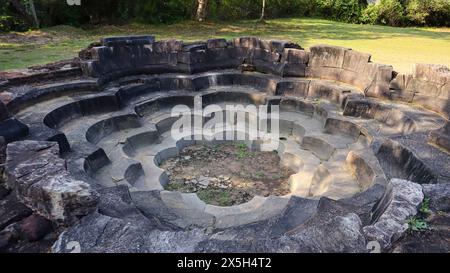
{"left": 363, "top": 179, "right": 424, "bottom": 251}
{"left": 4, "top": 141, "right": 99, "bottom": 225}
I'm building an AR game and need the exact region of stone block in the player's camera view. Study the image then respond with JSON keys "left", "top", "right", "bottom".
{"left": 0, "top": 118, "right": 29, "bottom": 144}
{"left": 281, "top": 48, "right": 309, "bottom": 64}
{"left": 4, "top": 141, "right": 99, "bottom": 225}
{"left": 276, "top": 80, "right": 310, "bottom": 97}
{"left": 413, "top": 64, "right": 450, "bottom": 85}
{"left": 309, "top": 45, "right": 350, "bottom": 68}
{"left": 342, "top": 50, "right": 371, "bottom": 72}
{"left": 282, "top": 63, "right": 307, "bottom": 77}
{"left": 207, "top": 38, "right": 228, "bottom": 49}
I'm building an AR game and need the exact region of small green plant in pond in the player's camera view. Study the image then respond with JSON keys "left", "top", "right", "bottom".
{"left": 255, "top": 171, "right": 265, "bottom": 179}
{"left": 420, "top": 198, "right": 431, "bottom": 214}
{"left": 236, "top": 143, "right": 249, "bottom": 159}
{"left": 408, "top": 217, "right": 429, "bottom": 232}
{"left": 211, "top": 144, "right": 221, "bottom": 152}
{"left": 197, "top": 189, "right": 233, "bottom": 207}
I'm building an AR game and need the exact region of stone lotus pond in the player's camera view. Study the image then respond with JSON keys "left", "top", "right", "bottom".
{"left": 0, "top": 35, "right": 449, "bottom": 253}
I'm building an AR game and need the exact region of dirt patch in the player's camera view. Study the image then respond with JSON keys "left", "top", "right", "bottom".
{"left": 390, "top": 209, "right": 450, "bottom": 253}
{"left": 0, "top": 32, "right": 53, "bottom": 45}
{"left": 160, "top": 143, "right": 294, "bottom": 206}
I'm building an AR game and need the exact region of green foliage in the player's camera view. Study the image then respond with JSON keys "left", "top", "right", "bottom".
{"left": 375, "top": 0, "right": 406, "bottom": 26}
{"left": 360, "top": 3, "right": 379, "bottom": 24}
{"left": 420, "top": 198, "right": 431, "bottom": 214}
{"left": 406, "top": 0, "right": 450, "bottom": 26}
{"left": 314, "top": 0, "right": 366, "bottom": 23}
{"left": 197, "top": 188, "right": 233, "bottom": 206}
{"left": 0, "top": 15, "right": 28, "bottom": 32}
{"left": 235, "top": 143, "right": 250, "bottom": 159}
{"left": 134, "top": 0, "right": 196, "bottom": 24}
{"left": 361, "top": 0, "right": 450, "bottom": 27}
{"left": 408, "top": 217, "right": 429, "bottom": 232}
{"left": 0, "top": 0, "right": 449, "bottom": 32}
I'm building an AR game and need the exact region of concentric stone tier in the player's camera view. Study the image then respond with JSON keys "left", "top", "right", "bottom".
{"left": 1, "top": 36, "right": 449, "bottom": 253}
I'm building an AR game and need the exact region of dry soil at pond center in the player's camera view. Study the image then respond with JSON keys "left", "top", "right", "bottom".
{"left": 160, "top": 143, "right": 294, "bottom": 206}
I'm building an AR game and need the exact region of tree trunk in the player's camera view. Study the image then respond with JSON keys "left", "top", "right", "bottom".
{"left": 259, "top": 0, "right": 266, "bottom": 22}
{"left": 8, "top": 0, "right": 35, "bottom": 26}
{"left": 29, "top": 0, "right": 40, "bottom": 28}
{"left": 196, "top": 0, "right": 209, "bottom": 22}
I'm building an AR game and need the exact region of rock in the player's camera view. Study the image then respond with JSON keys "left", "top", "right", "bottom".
{"left": 18, "top": 214, "right": 53, "bottom": 242}
{"left": 0, "top": 185, "right": 10, "bottom": 199}
{"left": 196, "top": 208, "right": 366, "bottom": 253}
{"left": 413, "top": 64, "right": 450, "bottom": 84}
{"left": 0, "top": 232, "right": 14, "bottom": 252}
{"left": 0, "top": 194, "right": 32, "bottom": 231}
{"left": 4, "top": 141, "right": 99, "bottom": 225}
{"left": 0, "top": 118, "right": 29, "bottom": 144}
{"left": 0, "top": 91, "right": 13, "bottom": 105}
{"left": 429, "top": 123, "right": 450, "bottom": 153}
{"left": 101, "top": 35, "right": 155, "bottom": 47}
{"left": 198, "top": 176, "right": 210, "bottom": 188}
{"left": 309, "top": 45, "right": 349, "bottom": 68}
{"left": 290, "top": 213, "right": 366, "bottom": 253}
{"left": 207, "top": 39, "right": 228, "bottom": 49}
{"left": 97, "top": 186, "right": 143, "bottom": 220}
{"left": 0, "top": 101, "right": 9, "bottom": 122}
{"left": 281, "top": 48, "right": 309, "bottom": 64}
{"left": 422, "top": 183, "right": 450, "bottom": 212}
{"left": 363, "top": 179, "right": 424, "bottom": 251}
{"left": 270, "top": 197, "right": 319, "bottom": 237}
{"left": 52, "top": 212, "right": 207, "bottom": 253}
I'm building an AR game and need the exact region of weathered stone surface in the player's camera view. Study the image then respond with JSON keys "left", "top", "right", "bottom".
{"left": 0, "top": 118, "right": 29, "bottom": 144}
{"left": 131, "top": 191, "right": 210, "bottom": 229}
{"left": 281, "top": 48, "right": 309, "bottom": 64}
{"left": 276, "top": 80, "right": 310, "bottom": 97}
{"left": 206, "top": 38, "right": 228, "bottom": 49}
{"left": 422, "top": 183, "right": 450, "bottom": 212}
{"left": 342, "top": 50, "right": 371, "bottom": 72}
{"left": 282, "top": 63, "right": 308, "bottom": 77}
{"left": 52, "top": 212, "right": 207, "bottom": 253}
{"left": 0, "top": 231, "right": 14, "bottom": 252}
{"left": 363, "top": 179, "right": 424, "bottom": 251}
{"left": 364, "top": 64, "right": 393, "bottom": 98}
{"left": 413, "top": 64, "right": 450, "bottom": 84}
{"left": 196, "top": 198, "right": 366, "bottom": 253}
{"left": 18, "top": 214, "right": 53, "bottom": 242}
{"left": 4, "top": 141, "right": 98, "bottom": 225}
{"left": 0, "top": 101, "right": 9, "bottom": 122}
{"left": 388, "top": 64, "right": 450, "bottom": 118}
{"left": 270, "top": 197, "right": 319, "bottom": 236}
{"left": 232, "top": 37, "right": 261, "bottom": 49}
{"left": 101, "top": 35, "right": 155, "bottom": 47}
{"left": 429, "top": 123, "right": 450, "bottom": 152}
{"left": 309, "top": 45, "right": 349, "bottom": 68}
{"left": 0, "top": 194, "right": 32, "bottom": 231}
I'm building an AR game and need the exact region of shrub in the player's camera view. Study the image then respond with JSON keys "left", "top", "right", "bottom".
{"left": 360, "top": 3, "right": 379, "bottom": 24}
{"left": 406, "top": 0, "right": 450, "bottom": 26}
{"left": 376, "top": 0, "right": 406, "bottom": 26}
{"left": 0, "top": 15, "right": 29, "bottom": 32}
{"left": 315, "top": 0, "right": 365, "bottom": 23}
{"left": 360, "top": 0, "right": 406, "bottom": 26}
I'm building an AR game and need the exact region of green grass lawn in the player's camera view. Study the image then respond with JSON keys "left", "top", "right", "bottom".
{"left": 1, "top": 18, "right": 449, "bottom": 73}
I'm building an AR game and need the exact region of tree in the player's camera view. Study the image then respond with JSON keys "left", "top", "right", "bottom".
{"left": 6, "top": 0, "right": 35, "bottom": 26}
{"left": 196, "top": 0, "right": 208, "bottom": 21}
{"left": 259, "top": 0, "right": 266, "bottom": 22}
{"left": 28, "top": 0, "right": 39, "bottom": 28}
